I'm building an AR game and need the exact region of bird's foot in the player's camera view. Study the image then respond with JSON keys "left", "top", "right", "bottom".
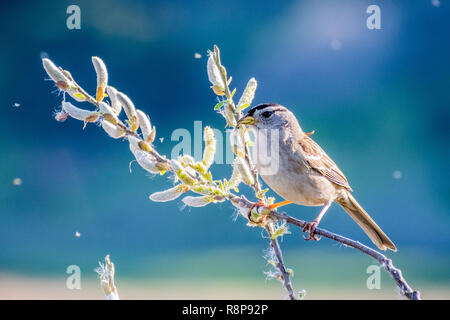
{"left": 248, "top": 201, "right": 271, "bottom": 225}
{"left": 302, "top": 221, "right": 321, "bottom": 241}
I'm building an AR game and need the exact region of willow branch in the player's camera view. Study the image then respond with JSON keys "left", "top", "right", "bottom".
{"left": 265, "top": 225, "right": 296, "bottom": 300}
{"left": 42, "top": 50, "right": 420, "bottom": 301}
{"left": 229, "top": 194, "right": 421, "bottom": 300}
{"left": 212, "top": 45, "right": 263, "bottom": 196}
{"left": 95, "top": 254, "right": 120, "bottom": 300}
{"left": 277, "top": 212, "right": 420, "bottom": 300}
{"left": 212, "top": 46, "right": 295, "bottom": 298}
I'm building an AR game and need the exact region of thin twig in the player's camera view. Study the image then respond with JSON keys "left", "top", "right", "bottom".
{"left": 276, "top": 212, "right": 421, "bottom": 300}
{"left": 265, "top": 225, "right": 296, "bottom": 300}
{"left": 229, "top": 194, "right": 421, "bottom": 300}
{"left": 95, "top": 254, "right": 120, "bottom": 300}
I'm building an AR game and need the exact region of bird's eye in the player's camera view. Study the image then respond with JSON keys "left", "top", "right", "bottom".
{"left": 261, "top": 111, "right": 273, "bottom": 118}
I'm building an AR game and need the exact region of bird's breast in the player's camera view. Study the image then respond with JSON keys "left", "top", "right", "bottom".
{"left": 252, "top": 129, "right": 337, "bottom": 206}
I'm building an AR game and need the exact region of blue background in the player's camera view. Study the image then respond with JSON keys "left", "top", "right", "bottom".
{"left": 0, "top": 0, "right": 449, "bottom": 298}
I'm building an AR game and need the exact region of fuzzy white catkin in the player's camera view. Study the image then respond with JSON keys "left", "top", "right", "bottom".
{"left": 237, "top": 126, "right": 253, "bottom": 151}
{"left": 236, "top": 78, "right": 257, "bottom": 111}
{"left": 228, "top": 164, "right": 242, "bottom": 190}
{"left": 98, "top": 101, "right": 114, "bottom": 114}
{"left": 116, "top": 91, "right": 138, "bottom": 131}
{"left": 182, "top": 195, "right": 214, "bottom": 207}
{"left": 192, "top": 185, "right": 222, "bottom": 196}
{"left": 169, "top": 159, "right": 183, "bottom": 172}
{"left": 207, "top": 52, "right": 225, "bottom": 89}
{"left": 106, "top": 86, "right": 122, "bottom": 115}
{"left": 131, "top": 149, "right": 160, "bottom": 174}
{"left": 128, "top": 135, "right": 139, "bottom": 151}
{"left": 42, "top": 58, "right": 69, "bottom": 83}
{"left": 95, "top": 257, "right": 119, "bottom": 300}
{"left": 224, "top": 103, "right": 237, "bottom": 127}
{"left": 67, "top": 89, "right": 88, "bottom": 102}
{"left": 202, "top": 126, "right": 216, "bottom": 169}
{"left": 42, "top": 59, "right": 86, "bottom": 102}
{"left": 178, "top": 155, "right": 197, "bottom": 177}
{"left": 184, "top": 166, "right": 197, "bottom": 178}
{"left": 149, "top": 184, "right": 187, "bottom": 202}
{"left": 98, "top": 101, "right": 119, "bottom": 123}
{"left": 229, "top": 129, "right": 246, "bottom": 158}
{"left": 62, "top": 101, "right": 98, "bottom": 121}
{"left": 92, "top": 56, "right": 108, "bottom": 89}
{"left": 179, "top": 155, "right": 195, "bottom": 167}
{"left": 234, "top": 157, "right": 254, "bottom": 186}
{"left": 129, "top": 138, "right": 153, "bottom": 159}
{"left": 101, "top": 120, "right": 125, "bottom": 139}
{"left": 136, "top": 109, "right": 152, "bottom": 142}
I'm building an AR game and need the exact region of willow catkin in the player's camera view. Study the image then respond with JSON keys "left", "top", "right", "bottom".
{"left": 149, "top": 184, "right": 188, "bottom": 202}
{"left": 92, "top": 56, "right": 108, "bottom": 102}
{"left": 136, "top": 109, "right": 152, "bottom": 142}
{"left": 234, "top": 157, "right": 254, "bottom": 186}
{"left": 170, "top": 159, "right": 196, "bottom": 186}
{"left": 116, "top": 91, "right": 139, "bottom": 132}
{"left": 207, "top": 51, "right": 225, "bottom": 95}
{"left": 202, "top": 126, "right": 216, "bottom": 169}
{"left": 236, "top": 78, "right": 257, "bottom": 111}
{"left": 62, "top": 101, "right": 98, "bottom": 122}
{"left": 101, "top": 120, "right": 125, "bottom": 139}
{"left": 42, "top": 58, "right": 86, "bottom": 101}
{"left": 182, "top": 195, "right": 215, "bottom": 207}
{"left": 98, "top": 101, "right": 119, "bottom": 125}
{"left": 42, "top": 58, "right": 70, "bottom": 84}
{"left": 106, "top": 86, "right": 122, "bottom": 115}
{"left": 228, "top": 163, "right": 242, "bottom": 191}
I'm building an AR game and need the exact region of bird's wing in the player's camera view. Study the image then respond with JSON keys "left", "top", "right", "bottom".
{"left": 298, "top": 136, "right": 352, "bottom": 191}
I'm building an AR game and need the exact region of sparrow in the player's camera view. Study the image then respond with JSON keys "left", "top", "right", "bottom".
{"left": 237, "top": 103, "right": 397, "bottom": 251}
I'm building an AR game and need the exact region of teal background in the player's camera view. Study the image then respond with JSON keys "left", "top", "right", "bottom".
{"left": 0, "top": 0, "right": 449, "bottom": 298}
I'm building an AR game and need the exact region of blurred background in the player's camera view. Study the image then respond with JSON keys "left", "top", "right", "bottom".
{"left": 0, "top": 0, "right": 449, "bottom": 299}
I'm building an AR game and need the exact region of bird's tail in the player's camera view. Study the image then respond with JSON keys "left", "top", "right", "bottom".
{"left": 337, "top": 191, "right": 397, "bottom": 251}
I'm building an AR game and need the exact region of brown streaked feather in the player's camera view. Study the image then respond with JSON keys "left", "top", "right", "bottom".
{"left": 298, "top": 136, "right": 352, "bottom": 191}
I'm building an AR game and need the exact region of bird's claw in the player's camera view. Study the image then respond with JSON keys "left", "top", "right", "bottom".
{"left": 302, "top": 221, "right": 321, "bottom": 241}
{"left": 248, "top": 201, "right": 269, "bottom": 224}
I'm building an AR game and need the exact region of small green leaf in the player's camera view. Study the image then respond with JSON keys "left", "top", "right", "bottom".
{"left": 230, "top": 88, "right": 236, "bottom": 98}
{"left": 271, "top": 228, "right": 284, "bottom": 239}
{"left": 214, "top": 101, "right": 224, "bottom": 110}
{"left": 73, "top": 92, "right": 86, "bottom": 100}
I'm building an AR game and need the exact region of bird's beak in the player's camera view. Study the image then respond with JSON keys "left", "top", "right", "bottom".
{"left": 237, "top": 115, "right": 257, "bottom": 126}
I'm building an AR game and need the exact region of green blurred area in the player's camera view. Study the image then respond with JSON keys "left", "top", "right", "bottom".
{"left": 2, "top": 246, "right": 449, "bottom": 299}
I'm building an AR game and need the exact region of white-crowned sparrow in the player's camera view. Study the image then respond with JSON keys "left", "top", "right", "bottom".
{"left": 237, "top": 103, "right": 397, "bottom": 251}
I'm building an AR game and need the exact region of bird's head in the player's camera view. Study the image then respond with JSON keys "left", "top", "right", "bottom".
{"left": 237, "top": 103, "right": 299, "bottom": 131}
